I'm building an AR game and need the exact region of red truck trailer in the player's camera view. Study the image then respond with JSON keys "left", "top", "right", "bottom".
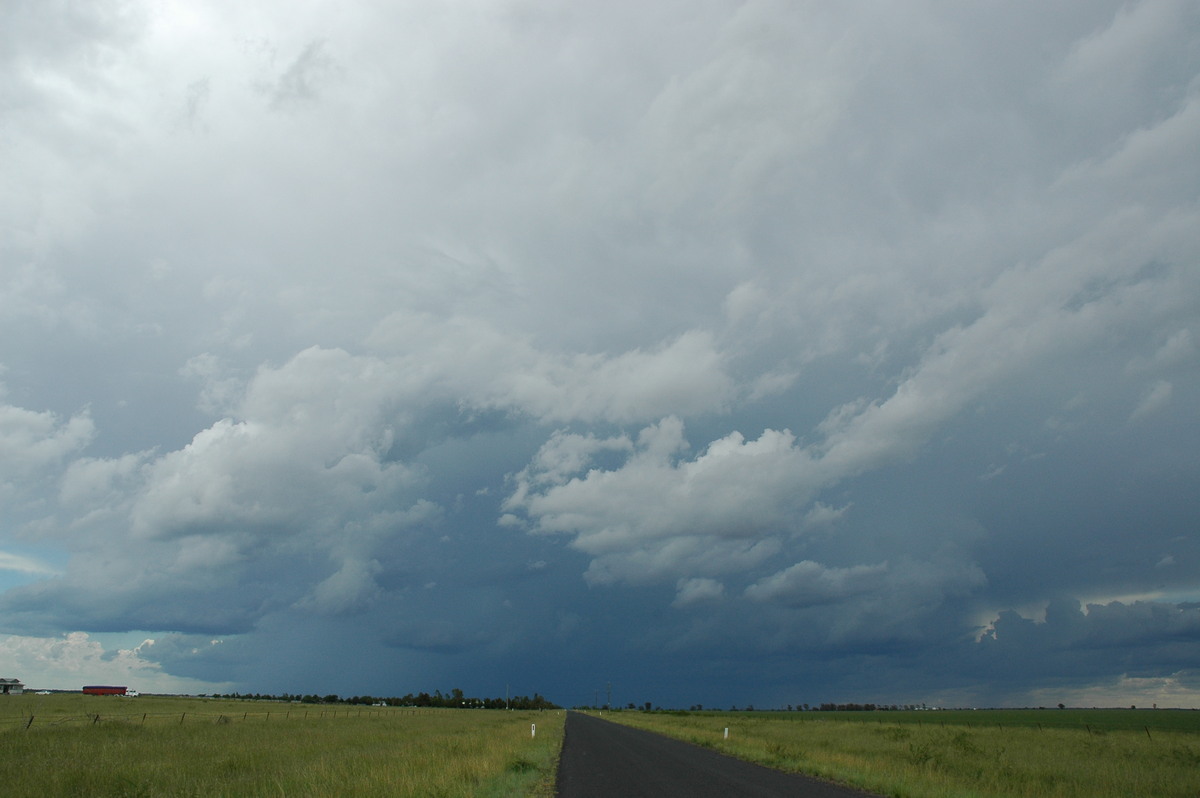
{"left": 82, "top": 685, "right": 127, "bottom": 696}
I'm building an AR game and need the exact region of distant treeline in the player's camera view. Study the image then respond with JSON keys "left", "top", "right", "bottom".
{"left": 205, "top": 688, "right": 558, "bottom": 710}
{"left": 675, "top": 703, "right": 926, "bottom": 712}
{"left": 811, "top": 703, "right": 918, "bottom": 712}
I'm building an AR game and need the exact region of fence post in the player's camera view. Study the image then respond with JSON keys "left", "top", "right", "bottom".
{"left": 180, "top": 713, "right": 186, "bottom": 725}
{"left": 1145, "top": 726, "right": 1152, "bottom": 741}
{"left": 25, "top": 715, "right": 34, "bottom": 730}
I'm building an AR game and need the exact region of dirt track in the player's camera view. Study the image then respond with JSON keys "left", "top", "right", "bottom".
{"left": 555, "top": 711, "right": 882, "bottom": 797}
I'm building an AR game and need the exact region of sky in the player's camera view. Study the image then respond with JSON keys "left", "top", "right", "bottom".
{"left": 1, "top": 0, "right": 1198, "bottom": 710}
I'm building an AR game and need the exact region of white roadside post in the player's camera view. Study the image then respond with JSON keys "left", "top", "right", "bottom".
{"left": 531, "top": 723, "right": 537, "bottom": 738}
{"left": 724, "top": 727, "right": 729, "bottom": 740}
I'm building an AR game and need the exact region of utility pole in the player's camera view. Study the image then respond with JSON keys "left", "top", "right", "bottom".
{"left": 606, "top": 682, "right": 612, "bottom": 710}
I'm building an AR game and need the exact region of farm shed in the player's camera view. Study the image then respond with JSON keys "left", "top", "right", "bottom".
{"left": 1, "top": 678, "right": 23, "bottom": 695}
{"left": 83, "top": 685, "right": 127, "bottom": 696}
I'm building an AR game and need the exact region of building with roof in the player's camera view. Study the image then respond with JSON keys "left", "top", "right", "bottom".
{"left": 1, "top": 678, "right": 24, "bottom": 695}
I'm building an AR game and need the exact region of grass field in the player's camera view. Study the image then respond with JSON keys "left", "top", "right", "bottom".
{"left": 8, "top": 694, "right": 1198, "bottom": 796}
{"left": 602, "top": 708, "right": 1200, "bottom": 798}
{"left": 0, "top": 694, "right": 563, "bottom": 797}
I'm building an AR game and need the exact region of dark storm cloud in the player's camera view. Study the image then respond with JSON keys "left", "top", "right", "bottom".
{"left": 1, "top": 0, "right": 1198, "bottom": 707}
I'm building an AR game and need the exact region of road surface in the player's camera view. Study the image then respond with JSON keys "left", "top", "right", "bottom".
{"left": 555, "top": 711, "right": 882, "bottom": 797}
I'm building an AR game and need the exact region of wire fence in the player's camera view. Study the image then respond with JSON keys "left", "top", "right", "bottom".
{"left": 0, "top": 705, "right": 438, "bottom": 733}
{"left": 759, "top": 711, "right": 1200, "bottom": 738}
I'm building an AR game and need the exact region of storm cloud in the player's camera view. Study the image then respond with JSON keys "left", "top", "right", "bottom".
{"left": 1, "top": 0, "right": 1198, "bottom": 709}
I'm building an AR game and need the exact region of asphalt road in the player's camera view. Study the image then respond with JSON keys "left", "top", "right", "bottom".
{"left": 555, "top": 712, "right": 883, "bottom": 798}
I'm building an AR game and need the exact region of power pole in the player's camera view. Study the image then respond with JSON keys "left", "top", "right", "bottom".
{"left": 606, "top": 682, "right": 612, "bottom": 710}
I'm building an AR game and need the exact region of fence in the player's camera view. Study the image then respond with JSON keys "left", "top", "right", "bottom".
{"left": 773, "top": 709, "right": 1200, "bottom": 737}
{"left": 0, "top": 705, "right": 438, "bottom": 732}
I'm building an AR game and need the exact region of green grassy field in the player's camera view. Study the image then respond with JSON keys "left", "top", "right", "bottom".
{"left": 0, "top": 694, "right": 563, "bottom": 797}
{"left": 602, "top": 709, "right": 1200, "bottom": 798}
